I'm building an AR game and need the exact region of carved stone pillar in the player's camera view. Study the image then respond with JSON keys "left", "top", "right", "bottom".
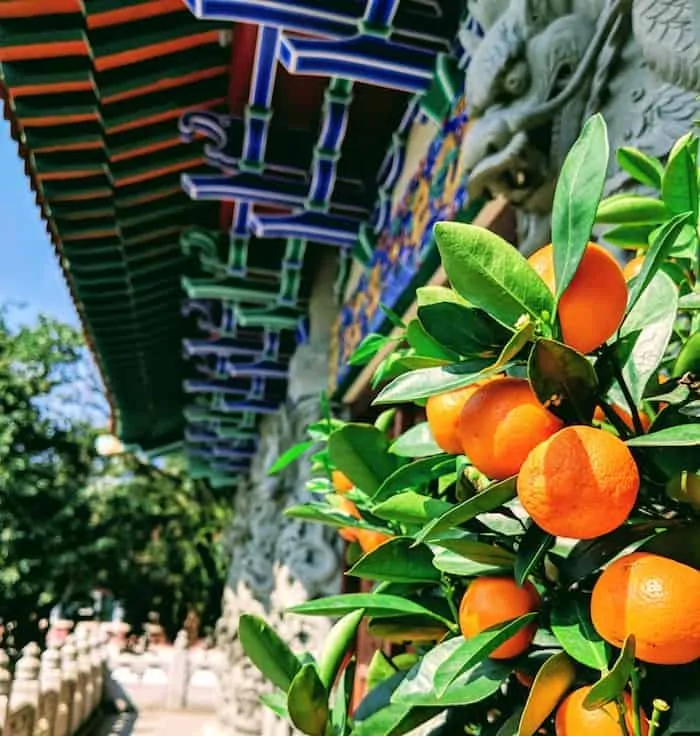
{"left": 215, "top": 252, "right": 344, "bottom": 736}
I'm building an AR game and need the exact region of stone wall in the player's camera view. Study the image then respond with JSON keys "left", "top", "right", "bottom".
{"left": 214, "top": 252, "right": 344, "bottom": 736}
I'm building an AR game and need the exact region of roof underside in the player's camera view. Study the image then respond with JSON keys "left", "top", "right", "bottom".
{"left": 0, "top": 0, "right": 466, "bottom": 480}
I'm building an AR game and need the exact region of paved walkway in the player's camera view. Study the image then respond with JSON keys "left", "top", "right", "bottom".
{"left": 128, "top": 708, "right": 218, "bottom": 736}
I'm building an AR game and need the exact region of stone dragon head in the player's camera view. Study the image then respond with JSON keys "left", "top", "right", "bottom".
{"left": 460, "top": 0, "right": 700, "bottom": 248}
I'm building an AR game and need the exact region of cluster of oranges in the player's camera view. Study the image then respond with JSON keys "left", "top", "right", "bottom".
{"left": 332, "top": 470, "right": 392, "bottom": 555}
{"left": 424, "top": 243, "right": 700, "bottom": 731}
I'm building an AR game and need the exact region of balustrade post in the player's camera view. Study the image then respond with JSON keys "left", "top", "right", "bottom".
{"left": 59, "top": 636, "right": 79, "bottom": 736}
{"left": 0, "top": 650, "right": 11, "bottom": 733}
{"left": 39, "top": 642, "right": 62, "bottom": 736}
{"left": 75, "top": 629, "right": 94, "bottom": 723}
{"left": 166, "top": 630, "right": 190, "bottom": 711}
{"left": 9, "top": 642, "right": 41, "bottom": 735}
{"left": 89, "top": 631, "right": 105, "bottom": 710}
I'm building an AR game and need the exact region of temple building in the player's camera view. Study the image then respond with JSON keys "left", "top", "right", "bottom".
{"left": 2, "top": 0, "right": 696, "bottom": 733}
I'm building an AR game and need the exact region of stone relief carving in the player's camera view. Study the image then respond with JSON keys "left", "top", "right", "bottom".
{"left": 215, "top": 342, "right": 343, "bottom": 736}
{"left": 460, "top": 0, "right": 700, "bottom": 253}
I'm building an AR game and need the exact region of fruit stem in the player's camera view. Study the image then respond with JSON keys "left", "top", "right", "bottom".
{"left": 630, "top": 668, "right": 643, "bottom": 736}
{"left": 611, "top": 356, "right": 646, "bottom": 435}
{"left": 441, "top": 576, "right": 461, "bottom": 627}
{"left": 648, "top": 699, "right": 670, "bottom": 736}
{"left": 615, "top": 696, "right": 632, "bottom": 736}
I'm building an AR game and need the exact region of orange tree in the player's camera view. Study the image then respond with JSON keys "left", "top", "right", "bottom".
{"left": 238, "top": 114, "right": 700, "bottom": 736}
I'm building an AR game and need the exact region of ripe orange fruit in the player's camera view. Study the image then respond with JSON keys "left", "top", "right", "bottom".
{"left": 518, "top": 425, "right": 639, "bottom": 539}
{"left": 457, "top": 378, "right": 563, "bottom": 480}
{"left": 622, "top": 254, "right": 645, "bottom": 281}
{"left": 555, "top": 686, "right": 648, "bottom": 736}
{"left": 356, "top": 529, "right": 392, "bottom": 555}
{"left": 593, "top": 404, "right": 651, "bottom": 433}
{"left": 458, "top": 576, "right": 541, "bottom": 659}
{"left": 332, "top": 470, "right": 354, "bottom": 494}
{"left": 337, "top": 497, "right": 360, "bottom": 543}
{"left": 426, "top": 384, "right": 483, "bottom": 455}
{"left": 591, "top": 552, "right": 700, "bottom": 665}
{"left": 528, "top": 242, "right": 627, "bottom": 354}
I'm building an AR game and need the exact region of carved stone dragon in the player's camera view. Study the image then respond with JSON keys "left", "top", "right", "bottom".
{"left": 459, "top": 0, "right": 700, "bottom": 252}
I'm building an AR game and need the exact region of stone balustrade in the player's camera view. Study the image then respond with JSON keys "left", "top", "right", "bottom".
{"left": 0, "top": 626, "right": 107, "bottom": 736}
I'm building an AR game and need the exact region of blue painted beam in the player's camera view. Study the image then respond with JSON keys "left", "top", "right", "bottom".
{"left": 278, "top": 35, "right": 435, "bottom": 93}
{"left": 250, "top": 210, "right": 361, "bottom": 249}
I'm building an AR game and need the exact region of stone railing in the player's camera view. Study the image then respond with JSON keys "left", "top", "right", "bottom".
{"left": 0, "top": 627, "right": 106, "bottom": 736}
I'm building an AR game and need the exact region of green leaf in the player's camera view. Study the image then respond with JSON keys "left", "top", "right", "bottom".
{"left": 551, "top": 595, "right": 610, "bottom": 670}
{"left": 317, "top": 609, "right": 364, "bottom": 690}
{"left": 374, "top": 408, "right": 398, "bottom": 434}
{"left": 328, "top": 424, "right": 399, "bottom": 494}
{"left": 283, "top": 502, "right": 380, "bottom": 533}
{"left": 353, "top": 702, "right": 441, "bottom": 736}
{"left": 418, "top": 301, "right": 512, "bottom": 358}
{"left": 416, "top": 285, "right": 468, "bottom": 308}
{"left": 431, "top": 549, "right": 510, "bottom": 577}
{"left": 626, "top": 211, "right": 690, "bottom": 315}
{"left": 662, "top": 132, "right": 699, "bottom": 216}
{"left": 373, "top": 492, "right": 454, "bottom": 525}
{"left": 679, "top": 292, "right": 700, "bottom": 310}
{"left": 406, "top": 319, "right": 459, "bottom": 362}
{"left": 287, "top": 594, "right": 449, "bottom": 623}
{"left": 331, "top": 659, "right": 354, "bottom": 734}
{"left": 392, "top": 637, "right": 511, "bottom": 706}
{"left": 583, "top": 635, "right": 635, "bottom": 709}
{"left": 626, "top": 425, "right": 700, "bottom": 447}
{"left": 373, "top": 456, "right": 455, "bottom": 502}
{"left": 518, "top": 652, "right": 577, "bottom": 736}
{"left": 349, "top": 333, "right": 393, "bottom": 366}
{"left": 640, "top": 525, "right": 700, "bottom": 570}
{"left": 429, "top": 533, "right": 516, "bottom": 567}
{"left": 347, "top": 537, "right": 441, "bottom": 584}
{"left": 617, "top": 146, "right": 664, "bottom": 190}
{"left": 268, "top": 440, "right": 315, "bottom": 475}
{"left": 389, "top": 422, "right": 444, "bottom": 458}
{"left": 434, "top": 614, "right": 538, "bottom": 695}
{"left": 238, "top": 614, "right": 302, "bottom": 692}
{"left": 528, "top": 338, "right": 598, "bottom": 424}
{"left": 602, "top": 224, "right": 656, "bottom": 249}
{"left": 434, "top": 222, "right": 554, "bottom": 329}
{"left": 287, "top": 664, "right": 329, "bottom": 736}
{"left": 374, "top": 359, "right": 496, "bottom": 404}
{"left": 415, "top": 477, "right": 517, "bottom": 544}
{"left": 514, "top": 523, "right": 555, "bottom": 586}
{"left": 611, "top": 270, "right": 678, "bottom": 409}
{"left": 380, "top": 303, "right": 407, "bottom": 329}
{"left": 552, "top": 114, "right": 609, "bottom": 299}
{"left": 491, "top": 319, "right": 535, "bottom": 370}
{"left": 596, "top": 194, "right": 670, "bottom": 225}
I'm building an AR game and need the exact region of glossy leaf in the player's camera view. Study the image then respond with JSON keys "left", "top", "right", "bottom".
{"left": 434, "top": 222, "right": 554, "bottom": 329}
{"left": 260, "top": 691, "right": 288, "bottom": 720}
{"left": 354, "top": 670, "right": 407, "bottom": 721}
{"left": 373, "top": 456, "right": 455, "bottom": 502}
{"left": 596, "top": 194, "right": 670, "bottom": 225}
{"left": 283, "top": 502, "right": 379, "bottom": 533}
{"left": 602, "top": 224, "right": 655, "bottom": 249}
{"left": 268, "top": 440, "right": 315, "bottom": 475}
{"left": 317, "top": 609, "right": 364, "bottom": 690}
{"left": 515, "top": 523, "right": 555, "bottom": 586}
{"left": 552, "top": 114, "right": 609, "bottom": 299}
{"left": 679, "top": 292, "right": 700, "bottom": 310}
{"left": 406, "top": 319, "right": 460, "bottom": 362}
{"left": 347, "top": 537, "right": 441, "bottom": 584}
{"left": 349, "top": 333, "right": 393, "bottom": 366}
{"left": 583, "top": 635, "right": 636, "bottom": 709}
{"left": 662, "top": 132, "right": 698, "bottom": 216}
{"left": 497, "top": 709, "right": 524, "bottom": 736}
{"left": 434, "top": 614, "right": 538, "bottom": 694}
{"left": 429, "top": 533, "right": 516, "bottom": 567}
{"left": 392, "top": 636, "right": 511, "bottom": 706}
{"left": 611, "top": 270, "right": 679, "bottom": 409}
{"left": 287, "top": 594, "right": 449, "bottom": 623}
{"left": 528, "top": 338, "right": 598, "bottom": 423}
{"left": 328, "top": 424, "right": 399, "bottom": 495}
{"left": 626, "top": 425, "right": 700, "bottom": 447}
{"left": 432, "top": 548, "right": 510, "bottom": 577}
{"left": 416, "top": 284, "right": 468, "bottom": 308}
{"left": 374, "top": 359, "right": 497, "bottom": 404}
{"left": 551, "top": 596, "right": 610, "bottom": 670}
{"left": 617, "top": 146, "right": 664, "bottom": 189}
{"left": 238, "top": 614, "right": 302, "bottom": 692}
{"left": 415, "top": 477, "right": 517, "bottom": 543}
{"left": 491, "top": 319, "right": 535, "bottom": 370}
{"left": 418, "top": 301, "right": 512, "bottom": 358}
{"left": 287, "top": 664, "right": 329, "bottom": 736}
{"left": 389, "top": 422, "right": 444, "bottom": 458}
{"left": 640, "top": 525, "right": 700, "bottom": 570}
{"left": 353, "top": 703, "right": 441, "bottom": 736}
{"left": 626, "top": 212, "right": 690, "bottom": 315}
{"left": 373, "top": 492, "right": 454, "bottom": 525}
{"left": 518, "top": 652, "right": 577, "bottom": 736}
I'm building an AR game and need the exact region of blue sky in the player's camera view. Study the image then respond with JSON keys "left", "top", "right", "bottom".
{"left": 0, "top": 117, "right": 79, "bottom": 327}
